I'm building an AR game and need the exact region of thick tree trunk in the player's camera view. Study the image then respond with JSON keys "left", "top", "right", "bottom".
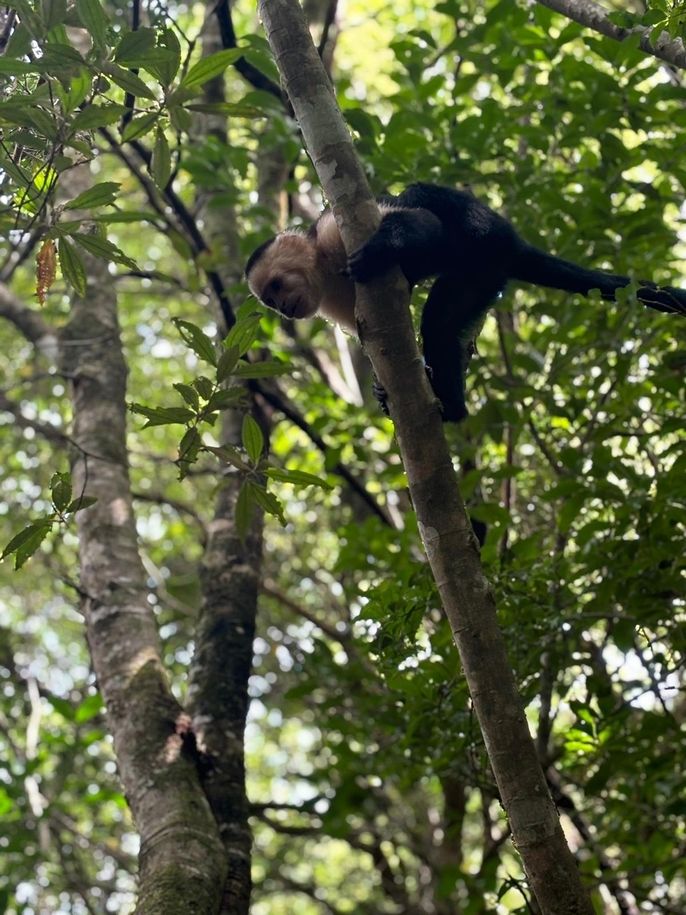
{"left": 60, "top": 176, "right": 226, "bottom": 912}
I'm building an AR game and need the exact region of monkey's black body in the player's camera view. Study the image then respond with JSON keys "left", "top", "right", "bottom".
{"left": 347, "top": 183, "right": 686, "bottom": 421}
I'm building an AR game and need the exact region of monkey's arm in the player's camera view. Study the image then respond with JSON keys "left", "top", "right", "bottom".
{"left": 346, "top": 207, "right": 447, "bottom": 285}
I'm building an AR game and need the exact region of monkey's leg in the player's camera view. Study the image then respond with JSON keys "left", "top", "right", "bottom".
{"left": 421, "top": 273, "right": 503, "bottom": 421}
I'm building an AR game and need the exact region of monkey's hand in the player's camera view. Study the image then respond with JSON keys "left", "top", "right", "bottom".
{"left": 372, "top": 376, "right": 390, "bottom": 416}
{"left": 346, "top": 240, "right": 396, "bottom": 283}
{"left": 372, "top": 363, "right": 467, "bottom": 422}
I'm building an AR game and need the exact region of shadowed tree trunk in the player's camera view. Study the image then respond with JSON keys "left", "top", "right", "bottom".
{"left": 59, "top": 166, "right": 227, "bottom": 914}
{"left": 184, "top": 9, "right": 267, "bottom": 912}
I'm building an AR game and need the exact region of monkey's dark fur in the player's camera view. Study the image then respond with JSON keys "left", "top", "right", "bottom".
{"left": 247, "top": 182, "right": 686, "bottom": 421}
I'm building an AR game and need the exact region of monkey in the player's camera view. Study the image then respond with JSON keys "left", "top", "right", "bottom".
{"left": 246, "top": 182, "right": 686, "bottom": 421}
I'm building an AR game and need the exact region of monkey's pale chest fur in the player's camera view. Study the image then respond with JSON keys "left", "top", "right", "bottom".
{"left": 313, "top": 207, "right": 398, "bottom": 333}
{"left": 313, "top": 211, "right": 356, "bottom": 331}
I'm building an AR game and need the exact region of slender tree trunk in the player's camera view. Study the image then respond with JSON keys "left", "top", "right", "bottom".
{"left": 257, "top": 2, "right": 596, "bottom": 912}
{"left": 185, "top": 11, "right": 266, "bottom": 913}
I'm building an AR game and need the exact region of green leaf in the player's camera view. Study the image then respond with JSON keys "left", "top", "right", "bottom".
{"left": 75, "top": 693, "right": 103, "bottom": 723}
{"left": 3, "top": 20, "right": 31, "bottom": 58}
{"left": 70, "top": 232, "right": 138, "bottom": 270}
{"left": 173, "top": 383, "right": 200, "bottom": 410}
{"left": 58, "top": 237, "right": 87, "bottom": 296}
{"left": 217, "top": 345, "right": 240, "bottom": 382}
{"left": 242, "top": 414, "right": 264, "bottom": 463}
{"left": 103, "top": 64, "right": 157, "bottom": 101}
{"left": 168, "top": 103, "right": 192, "bottom": 133}
{"left": 121, "top": 111, "right": 158, "bottom": 142}
{"left": 71, "top": 103, "right": 128, "bottom": 131}
{"left": 66, "top": 496, "right": 97, "bottom": 513}
{"left": 185, "top": 102, "right": 263, "bottom": 118}
{"left": 1, "top": 521, "right": 53, "bottom": 570}
{"left": 179, "top": 49, "right": 242, "bottom": 90}
{"left": 63, "top": 69, "right": 92, "bottom": 113}
{"left": 0, "top": 103, "right": 35, "bottom": 129}
{"left": 232, "top": 360, "right": 289, "bottom": 379}
{"left": 118, "top": 48, "right": 182, "bottom": 78}
{"left": 248, "top": 480, "right": 286, "bottom": 526}
{"left": 50, "top": 472, "right": 72, "bottom": 512}
{"left": 205, "top": 444, "right": 251, "bottom": 471}
{"left": 265, "top": 467, "right": 332, "bottom": 490}
{"left": 0, "top": 152, "right": 29, "bottom": 187}
{"left": 0, "top": 59, "right": 40, "bottom": 75}
{"left": 114, "top": 27, "right": 155, "bottom": 63}
{"left": 64, "top": 181, "right": 120, "bottom": 210}
{"left": 43, "top": 0, "right": 69, "bottom": 29}
{"left": 177, "top": 427, "right": 202, "bottom": 478}
{"left": 224, "top": 314, "right": 261, "bottom": 355}
{"left": 75, "top": 0, "right": 109, "bottom": 49}
{"left": 38, "top": 42, "right": 85, "bottom": 72}
{"left": 47, "top": 695, "right": 76, "bottom": 720}
{"left": 24, "top": 107, "right": 58, "bottom": 140}
{"left": 193, "top": 376, "right": 215, "bottom": 400}
{"left": 154, "top": 28, "right": 182, "bottom": 86}
{"left": 204, "top": 388, "right": 246, "bottom": 412}
{"left": 235, "top": 481, "right": 254, "bottom": 541}
{"left": 90, "top": 210, "right": 160, "bottom": 224}
{"left": 172, "top": 318, "right": 217, "bottom": 366}
{"left": 151, "top": 127, "right": 172, "bottom": 189}
{"left": 7, "top": 0, "right": 42, "bottom": 39}
{"left": 130, "top": 403, "right": 196, "bottom": 427}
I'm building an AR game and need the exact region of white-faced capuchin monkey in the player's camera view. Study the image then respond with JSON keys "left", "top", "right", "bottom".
{"left": 246, "top": 182, "right": 686, "bottom": 421}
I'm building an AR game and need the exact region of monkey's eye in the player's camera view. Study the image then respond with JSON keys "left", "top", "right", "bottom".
{"left": 267, "top": 278, "right": 282, "bottom": 295}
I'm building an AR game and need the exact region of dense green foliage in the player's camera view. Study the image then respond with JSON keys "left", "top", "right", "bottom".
{"left": 0, "top": 0, "right": 684, "bottom": 912}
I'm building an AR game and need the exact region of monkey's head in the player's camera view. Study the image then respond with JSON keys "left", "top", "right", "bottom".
{"left": 246, "top": 232, "right": 324, "bottom": 320}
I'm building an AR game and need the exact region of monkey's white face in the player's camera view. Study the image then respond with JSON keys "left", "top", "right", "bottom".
{"left": 247, "top": 235, "right": 323, "bottom": 320}
{"left": 257, "top": 270, "right": 320, "bottom": 319}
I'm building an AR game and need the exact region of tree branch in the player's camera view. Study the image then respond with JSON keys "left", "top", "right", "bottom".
{"left": 251, "top": 381, "right": 394, "bottom": 526}
{"left": 212, "top": 0, "right": 283, "bottom": 98}
{"left": 537, "top": 0, "right": 686, "bottom": 69}
{"left": 0, "top": 282, "right": 58, "bottom": 350}
{"left": 0, "top": 392, "right": 69, "bottom": 445}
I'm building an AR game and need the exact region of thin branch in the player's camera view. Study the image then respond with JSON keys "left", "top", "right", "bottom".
{"left": 132, "top": 490, "right": 207, "bottom": 531}
{"left": 261, "top": 581, "right": 347, "bottom": 642}
{"left": 212, "top": 0, "right": 283, "bottom": 98}
{"left": 0, "top": 224, "right": 45, "bottom": 283}
{"left": 251, "top": 381, "right": 394, "bottom": 526}
{"left": 537, "top": 0, "right": 686, "bottom": 69}
{"left": 527, "top": 416, "right": 567, "bottom": 477}
{"left": 0, "top": 392, "right": 69, "bottom": 445}
{"left": 99, "top": 127, "right": 235, "bottom": 328}
{"left": 267, "top": 875, "right": 346, "bottom": 915}
{"left": 0, "top": 282, "right": 57, "bottom": 348}
{"left": 317, "top": 0, "right": 339, "bottom": 58}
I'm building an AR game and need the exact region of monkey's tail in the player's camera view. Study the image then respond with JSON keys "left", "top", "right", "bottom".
{"left": 512, "top": 244, "right": 686, "bottom": 316}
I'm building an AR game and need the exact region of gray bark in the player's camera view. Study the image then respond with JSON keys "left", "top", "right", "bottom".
{"left": 257, "top": 2, "right": 597, "bottom": 912}
{"left": 59, "top": 173, "right": 226, "bottom": 913}
{"left": 538, "top": 0, "right": 686, "bottom": 69}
